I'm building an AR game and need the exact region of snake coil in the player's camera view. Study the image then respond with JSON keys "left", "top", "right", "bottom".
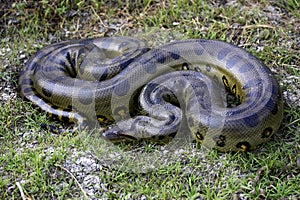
{"left": 19, "top": 37, "right": 283, "bottom": 151}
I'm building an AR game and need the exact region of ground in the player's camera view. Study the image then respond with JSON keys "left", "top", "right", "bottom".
{"left": 0, "top": 0, "right": 299, "bottom": 199}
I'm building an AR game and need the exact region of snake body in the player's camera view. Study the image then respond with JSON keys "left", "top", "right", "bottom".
{"left": 19, "top": 36, "right": 283, "bottom": 151}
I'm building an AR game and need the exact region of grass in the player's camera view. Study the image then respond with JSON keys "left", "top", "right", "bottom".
{"left": 0, "top": 0, "right": 299, "bottom": 199}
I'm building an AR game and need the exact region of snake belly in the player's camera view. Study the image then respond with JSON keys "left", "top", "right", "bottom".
{"left": 19, "top": 36, "right": 283, "bottom": 151}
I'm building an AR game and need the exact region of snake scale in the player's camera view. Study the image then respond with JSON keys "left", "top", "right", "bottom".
{"left": 19, "top": 36, "right": 283, "bottom": 151}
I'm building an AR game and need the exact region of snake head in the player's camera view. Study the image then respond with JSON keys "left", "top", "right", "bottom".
{"left": 102, "top": 126, "right": 137, "bottom": 142}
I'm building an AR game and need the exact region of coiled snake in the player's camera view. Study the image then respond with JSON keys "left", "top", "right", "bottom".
{"left": 19, "top": 37, "right": 283, "bottom": 151}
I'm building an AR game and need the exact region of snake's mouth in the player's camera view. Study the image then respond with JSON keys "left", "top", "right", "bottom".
{"left": 102, "top": 126, "right": 138, "bottom": 142}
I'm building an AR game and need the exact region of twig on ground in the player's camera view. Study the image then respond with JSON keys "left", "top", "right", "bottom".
{"left": 55, "top": 164, "right": 89, "bottom": 200}
{"left": 16, "top": 182, "right": 27, "bottom": 200}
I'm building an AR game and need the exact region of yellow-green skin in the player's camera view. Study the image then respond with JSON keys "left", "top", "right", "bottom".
{"left": 19, "top": 37, "right": 283, "bottom": 151}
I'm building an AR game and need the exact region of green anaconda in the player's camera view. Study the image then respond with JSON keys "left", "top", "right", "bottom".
{"left": 19, "top": 37, "right": 283, "bottom": 151}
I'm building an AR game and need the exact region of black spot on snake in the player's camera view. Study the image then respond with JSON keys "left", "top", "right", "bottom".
{"left": 265, "top": 98, "right": 278, "bottom": 115}
{"left": 196, "top": 131, "right": 204, "bottom": 141}
{"left": 232, "top": 84, "right": 237, "bottom": 95}
{"left": 23, "top": 87, "right": 34, "bottom": 94}
{"left": 243, "top": 113, "right": 259, "bottom": 127}
{"left": 239, "top": 63, "right": 253, "bottom": 73}
{"left": 50, "top": 111, "right": 60, "bottom": 119}
{"left": 114, "top": 79, "right": 130, "bottom": 96}
{"left": 236, "top": 142, "right": 251, "bottom": 151}
{"left": 214, "top": 135, "right": 226, "bottom": 147}
{"left": 261, "top": 127, "right": 273, "bottom": 138}
{"left": 193, "top": 44, "right": 204, "bottom": 55}
{"left": 77, "top": 87, "right": 94, "bottom": 105}
{"left": 217, "top": 48, "right": 231, "bottom": 60}
{"left": 97, "top": 115, "right": 108, "bottom": 123}
{"left": 61, "top": 114, "right": 71, "bottom": 122}
{"left": 169, "top": 49, "right": 180, "bottom": 60}
{"left": 97, "top": 68, "right": 109, "bottom": 81}
{"left": 51, "top": 105, "right": 59, "bottom": 110}
{"left": 153, "top": 50, "right": 166, "bottom": 64}
{"left": 165, "top": 114, "right": 176, "bottom": 126}
{"left": 62, "top": 108, "right": 71, "bottom": 112}
{"left": 222, "top": 75, "right": 230, "bottom": 90}
{"left": 42, "top": 86, "right": 54, "bottom": 98}
{"left": 271, "top": 102, "right": 279, "bottom": 115}
{"left": 119, "top": 58, "right": 134, "bottom": 70}
{"left": 226, "top": 55, "right": 242, "bottom": 69}
{"left": 21, "top": 78, "right": 33, "bottom": 85}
